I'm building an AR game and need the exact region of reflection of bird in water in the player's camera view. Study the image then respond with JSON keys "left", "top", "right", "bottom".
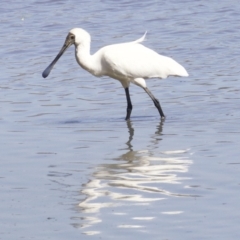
{"left": 125, "top": 120, "right": 134, "bottom": 151}
{"left": 78, "top": 120, "right": 198, "bottom": 226}
{"left": 125, "top": 120, "right": 164, "bottom": 152}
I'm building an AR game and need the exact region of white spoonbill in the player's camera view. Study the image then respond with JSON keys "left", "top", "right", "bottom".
{"left": 42, "top": 28, "right": 188, "bottom": 120}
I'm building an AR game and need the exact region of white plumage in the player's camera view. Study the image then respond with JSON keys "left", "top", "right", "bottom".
{"left": 42, "top": 28, "right": 188, "bottom": 120}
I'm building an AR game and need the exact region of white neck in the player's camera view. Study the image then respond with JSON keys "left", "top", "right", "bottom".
{"left": 74, "top": 42, "right": 100, "bottom": 76}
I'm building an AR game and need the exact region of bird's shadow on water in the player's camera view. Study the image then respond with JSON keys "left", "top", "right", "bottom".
{"left": 58, "top": 115, "right": 158, "bottom": 125}
{"left": 75, "top": 118, "right": 198, "bottom": 231}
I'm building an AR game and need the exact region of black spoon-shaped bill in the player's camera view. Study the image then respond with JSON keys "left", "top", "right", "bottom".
{"left": 42, "top": 64, "right": 54, "bottom": 78}
{"left": 42, "top": 33, "right": 75, "bottom": 78}
{"left": 42, "top": 44, "right": 69, "bottom": 78}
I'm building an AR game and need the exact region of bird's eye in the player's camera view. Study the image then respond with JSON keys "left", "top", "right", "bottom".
{"left": 70, "top": 35, "right": 75, "bottom": 39}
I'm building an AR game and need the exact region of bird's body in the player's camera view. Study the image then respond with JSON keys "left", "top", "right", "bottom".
{"left": 42, "top": 28, "right": 188, "bottom": 120}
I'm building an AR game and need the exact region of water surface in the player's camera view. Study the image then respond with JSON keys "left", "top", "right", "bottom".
{"left": 1, "top": 0, "right": 240, "bottom": 239}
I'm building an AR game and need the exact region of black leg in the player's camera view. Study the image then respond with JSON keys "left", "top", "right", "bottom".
{"left": 125, "top": 88, "right": 132, "bottom": 120}
{"left": 144, "top": 87, "right": 165, "bottom": 118}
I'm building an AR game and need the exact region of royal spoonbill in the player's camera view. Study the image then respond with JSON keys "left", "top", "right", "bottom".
{"left": 42, "top": 28, "right": 188, "bottom": 120}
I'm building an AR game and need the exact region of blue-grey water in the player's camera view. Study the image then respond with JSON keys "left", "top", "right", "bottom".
{"left": 1, "top": 0, "right": 240, "bottom": 239}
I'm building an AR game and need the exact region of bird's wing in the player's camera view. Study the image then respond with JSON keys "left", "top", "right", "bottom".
{"left": 102, "top": 42, "right": 188, "bottom": 80}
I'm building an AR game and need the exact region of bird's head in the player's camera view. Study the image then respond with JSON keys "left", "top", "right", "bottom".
{"left": 69, "top": 28, "right": 91, "bottom": 46}
{"left": 42, "top": 28, "right": 90, "bottom": 78}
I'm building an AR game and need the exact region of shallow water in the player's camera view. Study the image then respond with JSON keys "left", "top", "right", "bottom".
{"left": 1, "top": 0, "right": 240, "bottom": 239}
